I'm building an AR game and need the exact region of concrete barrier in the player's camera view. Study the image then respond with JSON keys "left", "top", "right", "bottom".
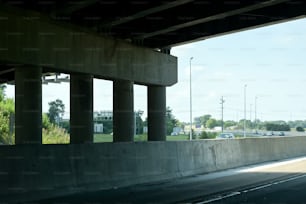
{"left": 1, "top": 136, "right": 306, "bottom": 202}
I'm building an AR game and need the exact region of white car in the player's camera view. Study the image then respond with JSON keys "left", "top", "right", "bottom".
{"left": 216, "top": 133, "right": 235, "bottom": 139}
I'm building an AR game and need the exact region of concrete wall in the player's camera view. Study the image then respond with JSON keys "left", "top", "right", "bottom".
{"left": 1, "top": 136, "right": 306, "bottom": 202}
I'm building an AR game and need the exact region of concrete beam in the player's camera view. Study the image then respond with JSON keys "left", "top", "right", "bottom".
{"left": 135, "top": 0, "right": 290, "bottom": 39}
{"left": 100, "top": 0, "right": 194, "bottom": 28}
{"left": 0, "top": 7, "right": 177, "bottom": 86}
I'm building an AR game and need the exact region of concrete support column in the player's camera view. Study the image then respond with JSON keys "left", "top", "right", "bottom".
{"left": 113, "top": 80, "right": 134, "bottom": 142}
{"left": 70, "top": 74, "right": 93, "bottom": 144}
{"left": 15, "top": 66, "right": 42, "bottom": 144}
{"left": 148, "top": 85, "right": 166, "bottom": 141}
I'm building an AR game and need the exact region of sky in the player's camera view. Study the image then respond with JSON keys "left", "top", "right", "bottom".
{"left": 5, "top": 17, "right": 306, "bottom": 123}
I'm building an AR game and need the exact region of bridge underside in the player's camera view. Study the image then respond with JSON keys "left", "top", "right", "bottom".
{"left": 1, "top": 0, "right": 306, "bottom": 201}
{"left": 0, "top": 0, "right": 305, "bottom": 143}
{"left": 0, "top": 6, "right": 177, "bottom": 144}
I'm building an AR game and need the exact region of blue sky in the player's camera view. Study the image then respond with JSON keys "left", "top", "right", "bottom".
{"left": 5, "top": 17, "right": 306, "bottom": 122}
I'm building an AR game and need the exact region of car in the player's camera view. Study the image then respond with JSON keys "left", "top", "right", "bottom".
{"left": 278, "top": 132, "right": 285, "bottom": 136}
{"left": 267, "top": 132, "right": 274, "bottom": 136}
{"left": 216, "top": 133, "right": 235, "bottom": 139}
{"left": 171, "top": 132, "right": 178, "bottom": 136}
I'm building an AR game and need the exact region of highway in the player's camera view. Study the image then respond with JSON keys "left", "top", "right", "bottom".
{"left": 35, "top": 157, "right": 306, "bottom": 204}
{"left": 197, "top": 174, "right": 306, "bottom": 204}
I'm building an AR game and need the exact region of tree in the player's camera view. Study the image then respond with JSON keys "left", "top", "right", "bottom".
{"left": 206, "top": 118, "right": 217, "bottom": 129}
{"left": 200, "top": 131, "right": 217, "bottom": 139}
{"left": 0, "top": 85, "right": 14, "bottom": 144}
{"left": 296, "top": 126, "right": 304, "bottom": 132}
{"left": 265, "top": 122, "right": 290, "bottom": 131}
{"left": 135, "top": 110, "right": 144, "bottom": 134}
{"left": 166, "top": 107, "right": 179, "bottom": 135}
{"left": 194, "top": 114, "right": 211, "bottom": 127}
{"left": 224, "top": 120, "right": 237, "bottom": 129}
{"left": 47, "top": 99, "right": 65, "bottom": 125}
{"left": 42, "top": 113, "right": 52, "bottom": 129}
{"left": 0, "top": 84, "right": 6, "bottom": 102}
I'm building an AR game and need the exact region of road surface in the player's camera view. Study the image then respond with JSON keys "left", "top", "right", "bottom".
{"left": 32, "top": 156, "right": 306, "bottom": 204}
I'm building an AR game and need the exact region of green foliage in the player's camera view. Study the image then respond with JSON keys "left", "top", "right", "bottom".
{"left": 0, "top": 112, "right": 12, "bottom": 144}
{"left": 0, "top": 84, "right": 6, "bottom": 102}
{"left": 288, "top": 120, "right": 306, "bottom": 128}
{"left": 166, "top": 107, "right": 179, "bottom": 135}
{"left": 0, "top": 85, "right": 14, "bottom": 145}
{"left": 265, "top": 122, "right": 290, "bottom": 131}
{"left": 42, "top": 113, "right": 52, "bottom": 129}
{"left": 206, "top": 118, "right": 217, "bottom": 129}
{"left": 166, "top": 134, "right": 189, "bottom": 141}
{"left": 191, "top": 129, "right": 196, "bottom": 139}
{"left": 135, "top": 110, "right": 144, "bottom": 134}
{"left": 237, "top": 119, "right": 253, "bottom": 129}
{"left": 99, "top": 120, "right": 113, "bottom": 134}
{"left": 134, "top": 134, "right": 148, "bottom": 141}
{"left": 296, "top": 126, "right": 304, "bottom": 132}
{"left": 200, "top": 131, "right": 217, "bottom": 139}
{"left": 47, "top": 99, "right": 65, "bottom": 124}
{"left": 224, "top": 120, "right": 237, "bottom": 129}
{"left": 59, "top": 120, "right": 70, "bottom": 133}
{"left": 43, "top": 112, "right": 70, "bottom": 144}
{"left": 194, "top": 115, "right": 211, "bottom": 128}
{"left": 94, "top": 134, "right": 113, "bottom": 143}
{"left": 42, "top": 124, "right": 69, "bottom": 144}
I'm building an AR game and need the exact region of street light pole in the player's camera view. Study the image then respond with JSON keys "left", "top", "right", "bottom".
{"left": 189, "top": 57, "right": 193, "bottom": 141}
{"left": 250, "top": 104, "right": 252, "bottom": 130}
{"left": 250, "top": 104, "right": 252, "bottom": 122}
{"left": 244, "top": 84, "right": 247, "bottom": 138}
{"left": 255, "top": 96, "right": 257, "bottom": 131}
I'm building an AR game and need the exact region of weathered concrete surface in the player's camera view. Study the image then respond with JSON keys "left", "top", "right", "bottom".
{"left": 113, "top": 80, "right": 134, "bottom": 142}
{"left": 1, "top": 136, "right": 306, "bottom": 202}
{"left": 148, "top": 85, "right": 166, "bottom": 141}
{"left": 0, "top": 7, "right": 177, "bottom": 86}
{"left": 15, "top": 66, "right": 42, "bottom": 144}
{"left": 70, "top": 74, "right": 93, "bottom": 144}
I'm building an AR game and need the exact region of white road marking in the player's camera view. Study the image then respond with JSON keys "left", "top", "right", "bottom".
{"left": 194, "top": 172, "right": 306, "bottom": 203}
{"left": 195, "top": 192, "right": 241, "bottom": 204}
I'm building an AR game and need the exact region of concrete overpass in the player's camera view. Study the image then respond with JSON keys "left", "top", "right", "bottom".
{"left": 1, "top": 0, "right": 306, "bottom": 202}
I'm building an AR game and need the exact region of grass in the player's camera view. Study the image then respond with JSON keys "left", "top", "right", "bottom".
{"left": 94, "top": 134, "right": 113, "bottom": 142}
{"left": 167, "top": 135, "right": 189, "bottom": 141}
{"left": 94, "top": 134, "right": 190, "bottom": 143}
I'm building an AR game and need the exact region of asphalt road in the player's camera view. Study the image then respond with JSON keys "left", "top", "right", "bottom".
{"left": 34, "top": 157, "right": 306, "bottom": 204}
{"left": 199, "top": 174, "right": 306, "bottom": 204}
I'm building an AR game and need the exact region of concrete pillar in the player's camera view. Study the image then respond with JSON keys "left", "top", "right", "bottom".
{"left": 15, "top": 66, "right": 42, "bottom": 144}
{"left": 70, "top": 74, "right": 93, "bottom": 144}
{"left": 113, "top": 80, "right": 134, "bottom": 142}
{"left": 148, "top": 85, "right": 166, "bottom": 141}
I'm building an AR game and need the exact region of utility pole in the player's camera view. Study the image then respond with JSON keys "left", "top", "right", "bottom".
{"left": 220, "top": 96, "right": 225, "bottom": 132}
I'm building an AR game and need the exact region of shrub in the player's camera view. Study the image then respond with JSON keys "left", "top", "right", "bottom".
{"left": 43, "top": 124, "right": 69, "bottom": 144}
{"left": 0, "top": 112, "right": 12, "bottom": 144}
{"left": 200, "top": 131, "right": 217, "bottom": 139}
{"left": 296, "top": 126, "right": 304, "bottom": 132}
